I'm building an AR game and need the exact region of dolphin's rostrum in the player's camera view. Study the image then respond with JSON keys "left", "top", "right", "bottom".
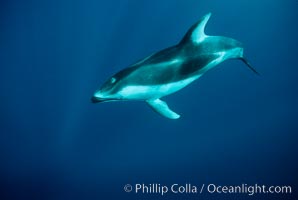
{"left": 91, "top": 13, "right": 258, "bottom": 119}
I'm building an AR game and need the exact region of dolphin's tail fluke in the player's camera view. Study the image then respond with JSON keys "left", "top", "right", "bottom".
{"left": 239, "top": 57, "right": 260, "bottom": 75}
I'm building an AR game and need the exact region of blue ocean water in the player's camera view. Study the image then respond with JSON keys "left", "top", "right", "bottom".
{"left": 0, "top": 0, "right": 297, "bottom": 199}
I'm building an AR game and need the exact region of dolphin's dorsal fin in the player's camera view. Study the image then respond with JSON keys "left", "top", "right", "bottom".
{"left": 179, "top": 12, "right": 211, "bottom": 45}
{"left": 146, "top": 99, "right": 180, "bottom": 119}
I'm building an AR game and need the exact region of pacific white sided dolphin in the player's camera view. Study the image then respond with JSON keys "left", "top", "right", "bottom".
{"left": 91, "top": 13, "right": 258, "bottom": 119}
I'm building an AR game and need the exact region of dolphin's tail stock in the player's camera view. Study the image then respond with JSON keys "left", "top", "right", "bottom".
{"left": 239, "top": 57, "right": 259, "bottom": 75}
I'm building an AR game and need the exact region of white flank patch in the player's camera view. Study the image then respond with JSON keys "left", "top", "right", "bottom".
{"left": 118, "top": 75, "right": 201, "bottom": 100}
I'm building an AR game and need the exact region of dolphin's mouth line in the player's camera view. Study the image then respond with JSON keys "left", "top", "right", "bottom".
{"left": 91, "top": 96, "right": 115, "bottom": 103}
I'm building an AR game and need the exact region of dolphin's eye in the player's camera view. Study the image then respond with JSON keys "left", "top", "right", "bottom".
{"left": 110, "top": 77, "right": 116, "bottom": 84}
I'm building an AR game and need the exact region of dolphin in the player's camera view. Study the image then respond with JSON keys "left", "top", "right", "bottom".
{"left": 91, "top": 13, "right": 258, "bottom": 119}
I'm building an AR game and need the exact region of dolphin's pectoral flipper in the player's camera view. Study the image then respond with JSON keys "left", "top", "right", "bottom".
{"left": 146, "top": 99, "right": 180, "bottom": 119}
